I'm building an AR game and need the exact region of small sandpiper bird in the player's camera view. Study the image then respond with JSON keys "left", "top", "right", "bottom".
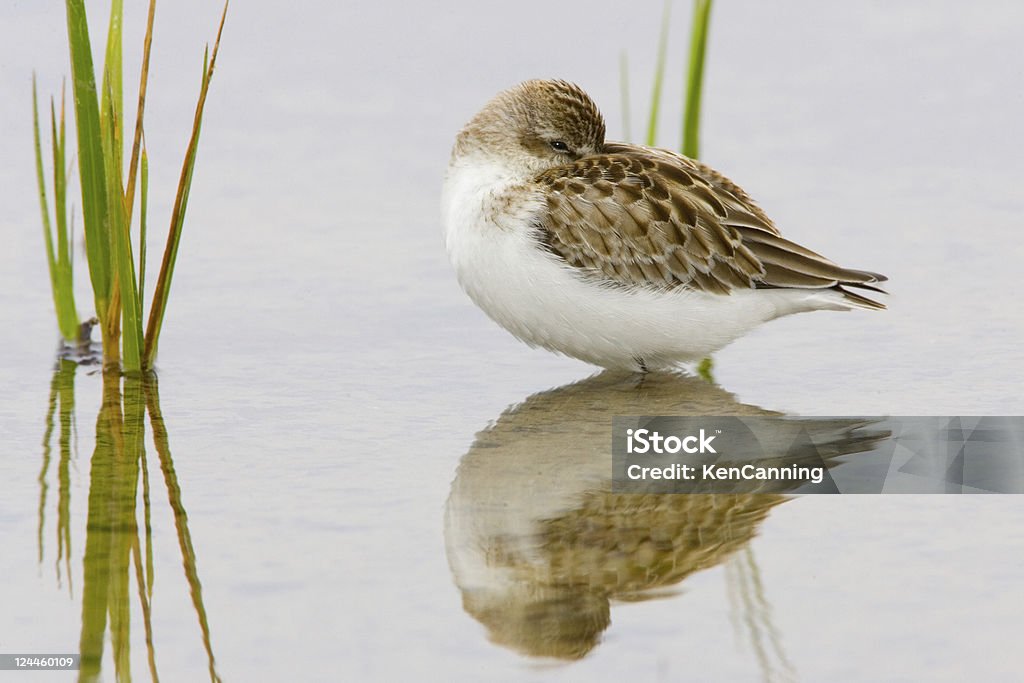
{"left": 441, "top": 79, "right": 887, "bottom": 372}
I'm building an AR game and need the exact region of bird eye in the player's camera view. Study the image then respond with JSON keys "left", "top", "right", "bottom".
{"left": 549, "top": 140, "right": 571, "bottom": 153}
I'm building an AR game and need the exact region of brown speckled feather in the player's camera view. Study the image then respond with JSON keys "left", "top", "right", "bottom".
{"left": 535, "top": 142, "right": 887, "bottom": 305}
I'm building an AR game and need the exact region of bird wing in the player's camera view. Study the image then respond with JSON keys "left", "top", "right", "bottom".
{"left": 534, "top": 142, "right": 886, "bottom": 301}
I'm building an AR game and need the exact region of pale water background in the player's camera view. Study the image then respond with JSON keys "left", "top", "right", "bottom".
{"left": 1, "top": 1, "right": 1023, "bottom": 681}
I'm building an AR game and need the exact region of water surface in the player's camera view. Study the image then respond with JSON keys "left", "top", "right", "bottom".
{"left": 1, "top": 2, "right": 1023, "bottom": 681}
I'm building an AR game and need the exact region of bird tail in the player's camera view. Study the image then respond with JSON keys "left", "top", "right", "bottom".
{"left": 836, "top": 285, "right": 887, "bottom": 311}
{"left": 834, "top": 268, "right": 887, "bottom": 310}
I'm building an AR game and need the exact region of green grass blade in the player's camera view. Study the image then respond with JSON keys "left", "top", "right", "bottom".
{"left": 139, "top": 144, "right": 148, "bottom": 303}
{"left": 646, "top": 0, "right": 672, "bottom": 146}
{"left": 103, "top": 89, "right": 143, "bottom": 373}
{"left": 101, "top": 0, "right": 124, "bottom": 170}
{"left": 98, "top": 0, "right": 126, "bottom": 347}
{"left": 619, "top": 51, "right": 632, "bottom": 143}
{"left": 96, "top": 0, "right": 146, "bottom": 372}
{"left": 32, "top": 79, "right": 61, "bottom": 329}
{"left": 53, "top": 87, "right": 80, "bottom": 341}
{"left": 125, "top": 0, "right": 156, "bottom": 229}
{"left": 64, "top": 0, "right": 113, "bottom": 330}
{"left": 33, "top": 77, "right": 80, "bottom": 342}
{"left": 144, "top": 2, "right": 229, "bottom": 368}
{"left": 682, "top": 0, "right": 713, "bottom": 158}
{"left": 32, "top": 78, "right": 55, "bottom": 269}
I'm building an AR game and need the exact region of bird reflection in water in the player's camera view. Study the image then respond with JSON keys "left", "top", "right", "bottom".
{"left": 445, "top": 370, "right": 886, "bottom": 672}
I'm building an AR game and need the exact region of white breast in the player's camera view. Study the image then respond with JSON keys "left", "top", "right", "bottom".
{"left": 441, "top": 154, "right": 842, "bottom": 370}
